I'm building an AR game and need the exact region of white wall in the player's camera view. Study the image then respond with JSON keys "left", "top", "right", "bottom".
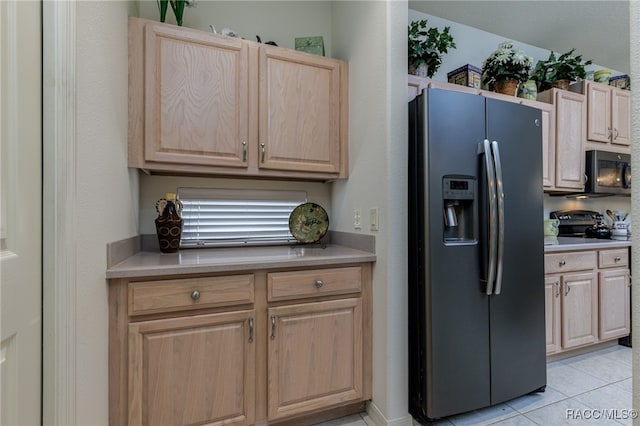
{"left": 408, "top": 9, "right": 624, "bottom": 83}
{"left": 332, "top": 1, "right": 410, "bottom": 424}
{"left": 138, "top": 0, "right": 332, "bottom": 54}
{"left": 74, "top": 1, "right": 139, "bottom": 424}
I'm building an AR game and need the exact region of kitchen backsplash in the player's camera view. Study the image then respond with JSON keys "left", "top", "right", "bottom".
{"left": 543, "top": 194, "right": 631, "bottom": 219}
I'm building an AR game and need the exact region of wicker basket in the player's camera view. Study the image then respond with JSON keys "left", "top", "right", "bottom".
{"left": 552, "top": 79, "right": 570, "bottom": 90}
{"left": 493, "top": 79, "right": 518, "bottom": 96}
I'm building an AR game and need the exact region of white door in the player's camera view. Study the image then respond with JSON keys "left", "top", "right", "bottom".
{"left": 0, "top": 1, "right": 42, "bottom": 424}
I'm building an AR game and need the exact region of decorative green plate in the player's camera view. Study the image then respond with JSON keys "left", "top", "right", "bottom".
{"left": 289, "top": 203, "right": 329, "bottom": 243}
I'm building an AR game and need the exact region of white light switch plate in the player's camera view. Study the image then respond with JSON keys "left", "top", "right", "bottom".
{"left": 370, "top": 208, "right": 379, "bottom": 231}
{"left": 354, "top": 208, "right": 362, "bottom": 229}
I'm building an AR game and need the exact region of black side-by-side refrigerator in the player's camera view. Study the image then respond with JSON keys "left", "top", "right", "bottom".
{"left": 408, "top": 88, "right": 547, "bottom": 423}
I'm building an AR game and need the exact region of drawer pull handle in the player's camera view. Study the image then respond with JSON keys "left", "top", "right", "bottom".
{"left": 248, "top": 317, "right": 254, "bottom": 343}
{"left": 565, "top": 284, "right": 571, "bottom": 296}
{"left": 615, "top": 256, "right": 622, "bottom": 262}
{"left": 191, "top": 290, "right": 201, "bottom": 301}
{"left": 555, "top": 282, "right": 560, "bottom": 298}
{"left": 315, "top": 280, "right": 324, "bottom": 289}
{"left": 559, "top": 259, "right": 566, "bottom": 267}
{"left": 270, "top": 315, "right": 276, "bottom": 340}
{"left": 242, "top": 141, "right": 247, "bottom": 162}
{"left": 261, "top": 143, "right": 266, "bottom": 163}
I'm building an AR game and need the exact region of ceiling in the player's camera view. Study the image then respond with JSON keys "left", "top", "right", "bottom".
{"left": 408, "top": 1, "right": 630, "bottom": 73}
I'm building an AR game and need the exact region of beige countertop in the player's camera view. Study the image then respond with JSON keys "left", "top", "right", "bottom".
{"left": 106, "top": 244, "right": 377, "bottom": 279}
{"left": 544, "top": 236, "right": 631, "bottom": 252}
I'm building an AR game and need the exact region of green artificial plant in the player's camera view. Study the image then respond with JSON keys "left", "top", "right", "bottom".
{"left": 530, "top": 48, "right": 593, "bottom": 92}
{"left": 482, "top": 41, "right": 533, "bottom": 89}
{"left": 408, "top": 19, "right": 456, "bottom": 78}
{"left": 157, "top": 0, "right": 195, "bottom": 26}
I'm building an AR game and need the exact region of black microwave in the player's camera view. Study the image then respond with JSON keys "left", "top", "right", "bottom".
{"left": 585, "top": 150, "right": 631, "bottom": 196}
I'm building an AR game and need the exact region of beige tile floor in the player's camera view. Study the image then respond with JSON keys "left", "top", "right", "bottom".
{"left": 316, "top": 345, "right": 632, "bottom": 426}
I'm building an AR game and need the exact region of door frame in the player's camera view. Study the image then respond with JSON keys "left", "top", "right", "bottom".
{"left": 42, "top": 0, "right": 77, "bottom": 423}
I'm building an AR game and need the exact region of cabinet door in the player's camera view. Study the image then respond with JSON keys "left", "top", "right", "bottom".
{"left": 259, "top": 46, "right": 343, "bottom": 174}
{"left": 586, "top": 83, "right": 611, "bottom": 143}
{"left": 554, "top": 90, "right": 586, "bottom": 190}
{"left": 128, "top": 310, "right": 255, "bottom": 426}
{"left": 521, "top": 99, "right": 555, "bottom": 188}
{"left": 267, "top": 298, "right": 362, "bottom": 420}
{"left": 561, "top": 272, "right": 598, "bottom": 349}
{"left": 599, "top": 269, "right": 630, "bottom": 340}
{"left": 144, "top": 24, "right": 250, "bottom": 168}
{"left": 611, "top": 89, "right": 631, "bottom": 147}
{"left": 545, "top": 276, "right": 561, "bottom": 354}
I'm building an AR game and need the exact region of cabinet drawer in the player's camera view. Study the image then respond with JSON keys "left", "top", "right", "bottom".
{"left": 599, "top": 249, "right": 629, "bottom": 269}
{"left": 128, "top": 274, "right": 254, "bottom": 315}
{"left": 267, "top": 267, "right": 362, "bottom": 302}
{"left": 545, "top": 251, "right": 596, "bottom": 274}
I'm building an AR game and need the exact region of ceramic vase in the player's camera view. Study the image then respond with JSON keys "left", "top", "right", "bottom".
{"left": 409, "top": 63, "right": 429, "bottom": 78}
{"left": 155, "top": 215, "right": 183, "bottom": 253}
{"left": 518, "top": 80, "right": 537, "bottom": 100}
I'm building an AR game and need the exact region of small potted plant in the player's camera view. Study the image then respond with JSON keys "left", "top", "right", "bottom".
{"left": 530, "top": 48, "right": 592, "bottom": 92}
{"left": 482, "top": 41, "right": 533, "bottom": 96}
{"left": 408, "top": 19, "right": 456, "bottom": 78}
{"left": 158, "top": 0, "right": 196, "bottom": 26}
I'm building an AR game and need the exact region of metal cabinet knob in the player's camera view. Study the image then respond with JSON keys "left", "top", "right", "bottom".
{"left": 191, "top": 290, "right": 201, "bottom": 301}
{"left": 559, "top": 259, "right": 566, "bottom": 267}
{"left": 315, "top": 280, "right": 324, "bottom": 289}
{"left": 615, "top": 256, "right": 621, "bottom": 262}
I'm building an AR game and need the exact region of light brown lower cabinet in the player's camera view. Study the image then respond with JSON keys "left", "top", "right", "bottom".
{"left": 128, "top": 311, "right": 256, "bottom": 426}
{"left": 560, "top": 271, "right": 598, "bottom": 349}
{"left": 109, "top": 263, "right": 372, "bottom": 426}
{"left": 544, "top": 276, "right": 561, "bottom": 354}
{"left": 268, "top": 298, "right": 363, "bottom": 421}
{"left": 599, "top": 269, "right": 631, "bottom": 340}
{"left": 544, "top": 248, "right": 630, "bottom": 356}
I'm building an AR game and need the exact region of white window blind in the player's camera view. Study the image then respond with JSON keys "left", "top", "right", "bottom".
{"left": 177, "top": 187, "right": 307, "bottom": 247}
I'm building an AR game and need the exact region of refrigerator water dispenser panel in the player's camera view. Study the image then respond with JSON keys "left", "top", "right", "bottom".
{"left": 443, "top": 176, "right": 477, "bottom": 244}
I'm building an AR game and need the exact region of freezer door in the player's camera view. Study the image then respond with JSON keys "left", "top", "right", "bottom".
{"left": 485, "top": 99, "right": 547, "bottom": 404}
{"left": 424, "top": 89, "right": 491, "bottom": 418}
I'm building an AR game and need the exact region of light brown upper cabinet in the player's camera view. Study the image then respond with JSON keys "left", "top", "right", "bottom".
{"left": 570, "top": 81, "right": 631, "bottom": 153}
{"left": 537, "top": 89, "right": 586, "bottom": 192}
{"left": 259, "top": 46, "right": 345, "bottom": 174}
{"left": 519, "top": 99, "right": 555, "bottom": 189}
{"left": 129, "top": 18, "right": 348, "bottom": 181}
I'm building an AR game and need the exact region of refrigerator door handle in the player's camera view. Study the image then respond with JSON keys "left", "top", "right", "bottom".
{"left": 479, "top": 139, "right": 497, "bottom": 295}
{"left": 491, "top": 140, "right": 505, "bottom": 295}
